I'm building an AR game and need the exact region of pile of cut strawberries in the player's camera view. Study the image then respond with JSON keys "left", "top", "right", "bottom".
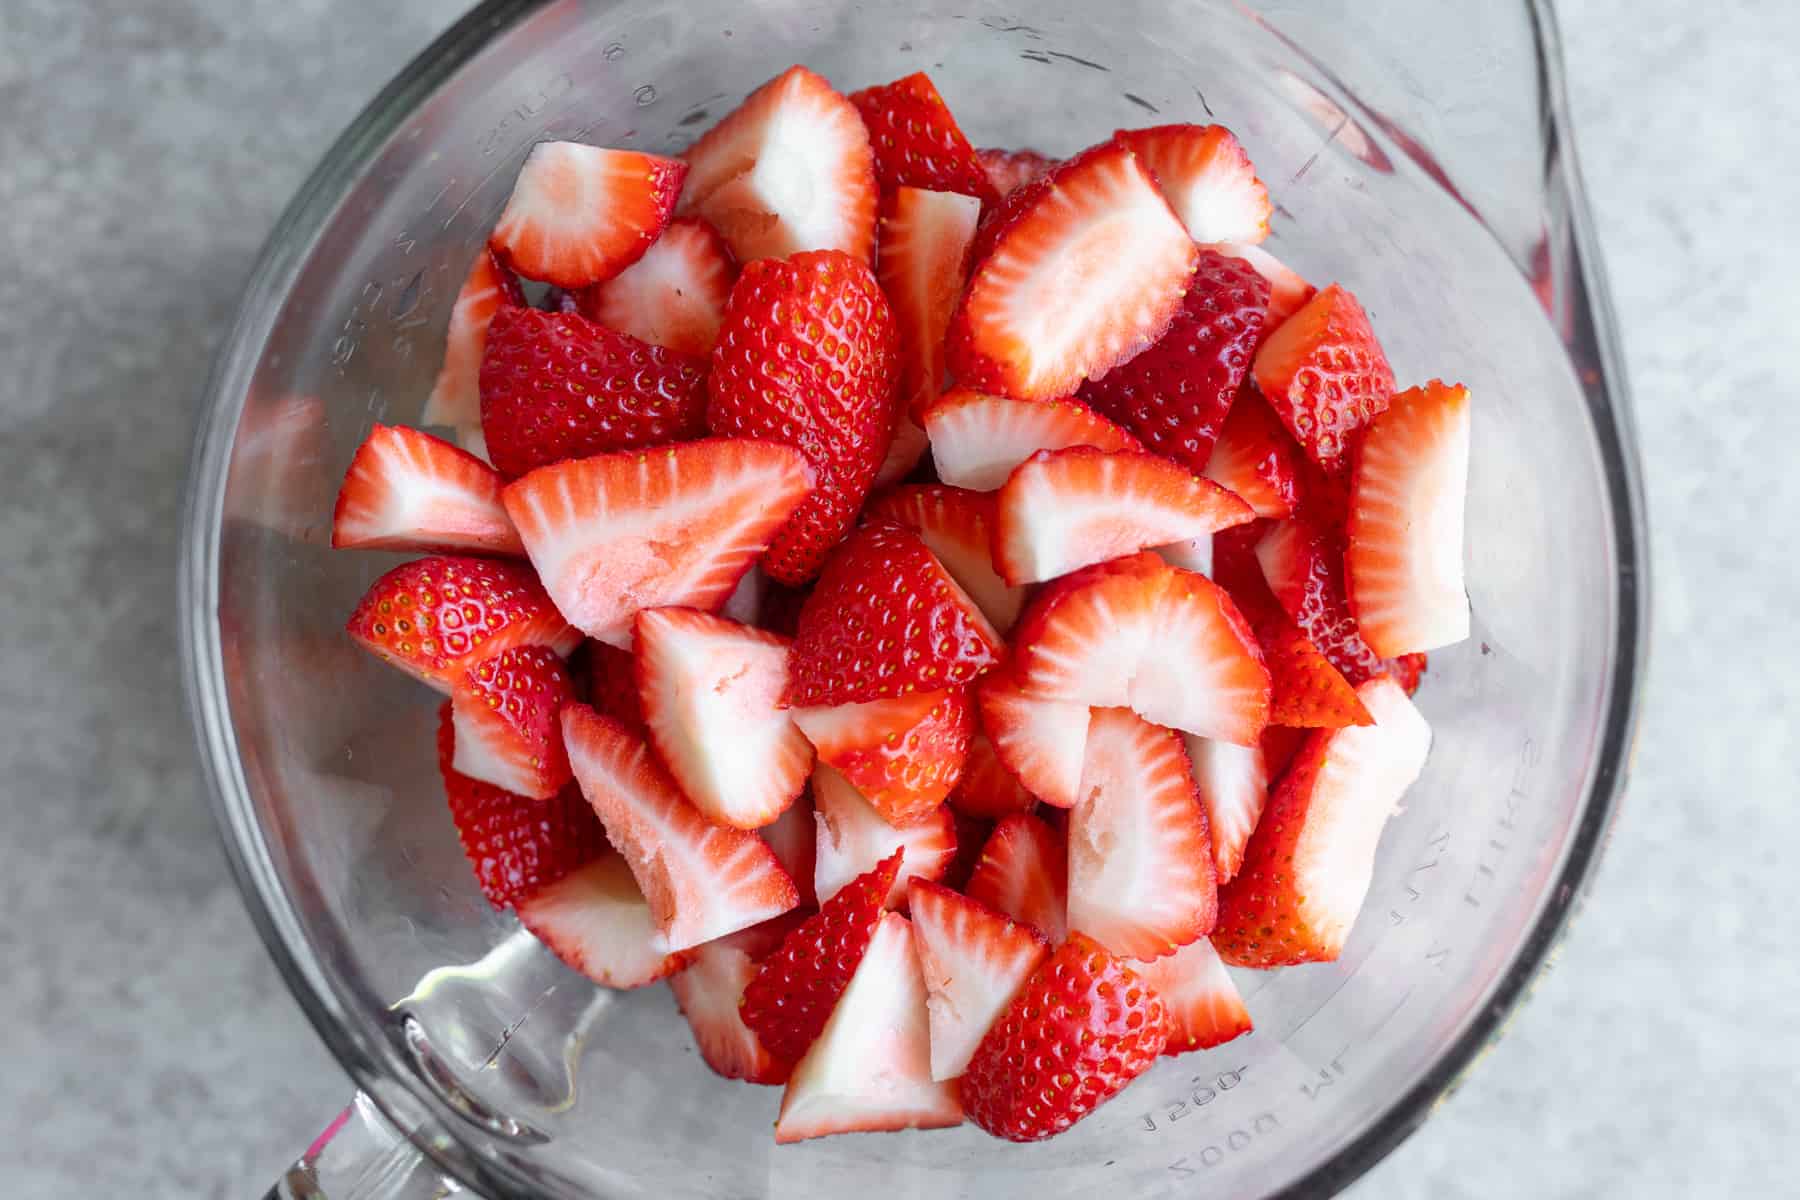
{"left": 329, "top": 64, "right": 1471, "bottom": 1145}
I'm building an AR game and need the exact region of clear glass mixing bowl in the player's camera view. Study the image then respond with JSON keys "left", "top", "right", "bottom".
{"left": 179, "top": 1, "right": 1648, "bottom": 1196}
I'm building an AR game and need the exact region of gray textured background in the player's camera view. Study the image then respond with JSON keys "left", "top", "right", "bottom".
{"left": 3, "top": 1, "right": 1795, "bottom": 1197}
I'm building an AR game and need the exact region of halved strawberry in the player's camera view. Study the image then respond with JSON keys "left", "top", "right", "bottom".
{"left": 1067, "top": 708, "right": 1216, "bottom": 960}
{"left": 501, "top": 440, "right": 812, "bottom": 647}
{"left": 785, "top": 521, "right": 1002, "bottom": 706}
{"left": 1114, "top": 124, "right": 1271, "bottom": 244}
{"left": 1255, "top": 516, "right": 1386, "bottom": 685}
{"left": 791, "top": 689, "right": 972, "bottom": 827}
{"left": 850, "top": 72, "right": 997, "bottom": 201}
{"left": 331, "top": 424, "right": 523, "bottom": 556}
{"left": 1202, "top": 386, "right": 1305, "bottom": 518}
{"left": 950, "top": 731, "right": 1037, "bottom": 820}
{"left": 922, "top": 389, "right": 1143, "bottom": 492}
{"left": 878, "top": 187, "right": 983, "bottom": 420}
{"left": 707, "top": 249, "right": 900, "bottom": 584}
{"left": 560, "top": 704, "right": 799, "bottom": 952}
{"left": 775, "top": 911, "right": 964, "bottom": 1142}
{"left": 490, "top": 142, "right": 686, "bottom": 288}
{"left": 947, "top": 141, "right": 1199, "bottom": 400}
{"left": 974, "top": 667, "right": 1091, "bottom": 810}
{"left": 680, "top": 65, "right": 877, "bottom": 264}
{"left": 1215, "top": 676, "right": 1432, "bottom": 966}
{"left": 477, "top": 306, "right": 709, "bottom": 480}
{"left": 577, "top": 640, "right": 644, "bottom": 731}
{"left": 864, "top": 484, "right": 1025, "bottom": 632}
{"left": 908, "top": 878, "right": 1050, "bottom": 1080}
{"left": 1203, "top": 242, "right": 1315, "bottom": 327}
{"left": 1075, "top": 249, "right": 1270, "bottom": 472}
{"left": 1346, "top": 380, "right": 1472, "bottom": 655}
{"left": 874, "top": 411, "right": 930, "bottom": 489}
{"left": 993, "top": 447, "right": 1254, "bottom": 584}
{"left": 1181, "top": 734, "right": 1269, "bottom": 884}
{"left": 516, "top": 852, "right": 692, "bottom": 988}
{"left": 1253, "top": 283, "right": 1396, "bottom": 473}
{"left": 976, "top": 147, "right": 1057, "bottom": 198}
{"left": 346, "top": 556, "right": 578, "bottom": 692}
{"left": 574, "top": 217, "right": 736, "bottom": 358}
{"left": 811, "top": 765, "right": 958, "bottom": 908}
{"left": 760, "top": 791, "right": 818, "bottom": 909}
{"left": 962, "top": 932, "right": 1168, "bottom": 1141}
{"left": 422, "top": 249, "right": 526, "bottom": 428}
{"left": 966, "top": 812, "right": 1068, "bottom": 944}
{"left": 1131, "top": 937, "right": 1252, "bottom": 1054}
{"left": 633, "top": 607, "right": 812, "bottom": 829}
{"left": 668, "top": 915, "right": 806, "bottom": 1085}
{"left": 449, "top": 645, "right": 575, "bottom": 799}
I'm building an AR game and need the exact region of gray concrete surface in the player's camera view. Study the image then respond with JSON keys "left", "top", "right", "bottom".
{"left": 1, "top": 1, "right": 1794, "bottom": 1196}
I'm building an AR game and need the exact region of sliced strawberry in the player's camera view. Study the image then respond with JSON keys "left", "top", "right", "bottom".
{"left": 1202, "top": 386, "right": 1304, "bottom": 518}
{"left": 706, "top": 249, "right": 900, "bottom": 583}
{"left": 574, "top": 217, "right": 736, "bottom": 358}
{"left": 422, "top": 249, "right": 526, "bottom": 428}
{"left": 760, "top": 791, "right": 818, "bottom": 909}
{"left": 489, "top": 142, "right": 686, "bottom": 288}
{"left": 680, "top": 65, "right": 877, "bottom": 264}
{"left": 1114, "top": 124, "right": 1270, "bottom": 244}
{"left": 1346, "top": 380, "right": 1472, "bottom": 656}
{"left": 974, "top": 667, "right": 1091, "bottom": 810}
{"left": 1253, "top": 283, "right": 1396, "bottom": 473}
{"left": 667, "top": 915, "right": 805, "bottom": 1085}
{"left": 791, "top": 689, "right": 972, "bottom": 827}
{"left": 811, "top": 765, "right": 957, "bottom": 908}
{"left": 560, "top": 704, "right": 799, "bottom": 952}
{"left": 908, "top": 879, "right": 1050, "bottom": 1080}
{"left": 1255, "top": 515, "right": 1386, "bottom": 685}
{"left": 878, "top": 187, "right": 983, "bottom": 420}
{"left": 850, "top": 72, "right": 997, "bottom": 201}
{"left": 1181, "top": 734, "right": 1269, "bottom": 884}
{"left": 1260, "top": 724, "right": 1310, "bottom": 781}
{"left": 993, "top": 447, "right": 1254, "bottom": 584}
{"left": 516, "top": 852, "right": 692, "bottom": 988}
{"left": 1204, "top": 242, "right": 1315, "bottom": 328}
{"left": 785, "top": 521, "right": 1002, "bottom": 706}
{"left": 501, "top": 439, "right": 812, "bottom": 647}
{"left": 477, "top": 306, "right": 709, "bottom": 480}
{"left": 346, "top": 556, "right": 578, "bottom": 692}
{"left": 633, "top": 607, "right": 812, "bottom": 829}
{"left": 331, "top": 424, "right": 523, "bottom": 556}
{"left": 577, "top": 640, "right": 644, "bottom": 731}
{"left": 449, "top": 645, "right": 576, "bottom": 799}
{"left": 976, "top": 147, "right": 1057, "bottom": 198}
{"left": 966, "top": 812, "right": 1068, "bottom": 944}
{"left": 921, "top": 389, "right": 1143, "bottom": 492}
{"left": 947, "top": 141, "right": 1199, "bottom": 400}
{"left": 740, "top": 850, "right": 902, "bottom": 1064}
{"left": 963, "top": 932, "right": 1168, "bottom": 1141}
{"left": 775, "top": 911, "right": 964, "bottom": 1142}
{"left": 964, "top": 168, "right": 1053, "bottom": 271}
{"left": 864, "top": 484, "right": 1026, "bottom": 632}
{"left": 950, "top": 731, "right": 1037, "bottom": 820}
{"left": 1131, "top": 937, "right": 1252, "bottom": 1054}
{"left": 1215, "top": 676, "right": 1432, "bottom": 966}
{"left": 874, "top": 411, "right": 930, "bottom": 489}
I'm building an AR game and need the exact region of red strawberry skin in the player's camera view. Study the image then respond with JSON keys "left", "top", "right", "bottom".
{"left": 850, "top": 72, "right": 998, "bottom": 202}
{"left": 478, "top": 306, "right": 708, "bottom": 479}
{"left": 1252, "top": 283, "right": 1395, "bottom": 473}
{"left": 452, "top": 644, "right": 578, "bottom": 798}
{"left": 1203, "top": 385, "right": 1306, "bottom": 518}
{"left": 707, "top": 250, "right": 901, "bottom": 583}
{"left": 1256, "top": 517, "right": 1387, "bottom": 686}
{"left": 1077, "top": 249, "right": 1270, "bottom": 471}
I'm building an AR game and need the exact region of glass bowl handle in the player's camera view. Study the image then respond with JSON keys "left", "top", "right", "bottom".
{"left": 264, "top": 1094, "right": 466, "bottom": 1200}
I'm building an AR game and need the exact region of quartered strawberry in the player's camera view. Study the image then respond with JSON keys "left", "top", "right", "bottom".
{"left": 785, "top": 521, "right": 1002, "bottom": 706}
{"left": 850, "top": 72, "right": 998, "bottom": 201}
{"left": 921, "top": 389, "right": 1144, "bottom": 492}
{"left": 1215, "top": 676, "right": 1432, "bottom": 966}
{"left": 1204, "top": 241, "right": 1315, "bottom": 328}
{"left": 811, "top": 765, "right": 958, "bottom": 909}
{"left": 680, "top": 65, "right": 877, "bottom": 264}
{"left": 707, "top": 249, "right": 900, "bottom": 583}
{"left": 1181, "top": 734, "right": 1269, "bottom": 884}
{"left": 578, "top": 640, "right": 644, "bottom": 731}
{"left": 775, "top": 911, "right": 964, "bottom": 1142}
{"left": 993, "top": 447, "right": 1254, "bottom": 584}
{"left": 1076, "top": 249, "right": 1270, "bottom": 471}
{"left": 560, "top": 704, "right": 799, "bottom": 952}
{"left": 668, "top": 914, "right": 808, "bottom": 1085}
{"left": 864, "top": 484, "right": 1025, "bottom": 633}
{"left": 966, "top": 811, "right": 1068, "bottom": 944}
{"left": 575, "top": 216, "right": 737, "bottom": 358}
{"left": 791, "top": 689, "right": 973, "bottom": 827}
{"left": 477, "top": 305, "right": 709, "bottom": 480}
{"left": 1067, "top": 708, "right": 1217, "bottom": 960}
{"left": 908, "top": 878, "right": 1051, "bottom": 1080}
{"left": 1202, "top": 386, "right": 1305, "bottom": 518}
{"left": 490, "top": 142, "right": 686, "bottom": 288}
{"left": 1254, "top": 515, "right": 1387, "bottom": 685}
{"left": 501, "top": 440, "right": 812, "bottom": 647}
{"left": 634, "top": 608, "right": 812, "bottom": 829}
{"left": 346, "top": 555, "right": 578, "bottom": 692}
{"left": 740, "top": 850, "right": 903, "bottom": 1065}
{"left": 1253, "top": 283, "right": 1396, "bottom": 473}
{"left": 760, "top": 792, "right": 818, "bottom": 909}
{"left": 449, "top": 644, "right": 576, "bottom": 799}
{"left": 950, "top": 731, "right": 1037, "bottom": 820}
{"left": 1131, "top": 937, "right": 1252, "bottom": 1054}
{"left": 1114, "top": 124, "right": 1270, "bottom": 244}
{"left": 962, "top": 932, "right": 1169, "bottom": 1141}
{"left": 948, "top": 141, "right": 1199, "bottom": 401}
{"left": 878, "top": 187, "right": 983, "bottom": 420}
{"left": 1346, "top": 380, "right": 1472, "bottom": 656}
{"left": 874, "top": 412, "right": 931, "bottom": 489}
{"left": 976, "top": 147, "right": 1057, "bottom": 198}
{"left": 423, "top": 249, "right": 526, "bottom": 428}
{"left": 331, "top": 424, "right": 523, "bottom": 556}
{"left": 975, "top": 667, "right": 1091, "bottom": 810}
{"left": 517, "top": 852, "right": 692, "bottom": 988}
